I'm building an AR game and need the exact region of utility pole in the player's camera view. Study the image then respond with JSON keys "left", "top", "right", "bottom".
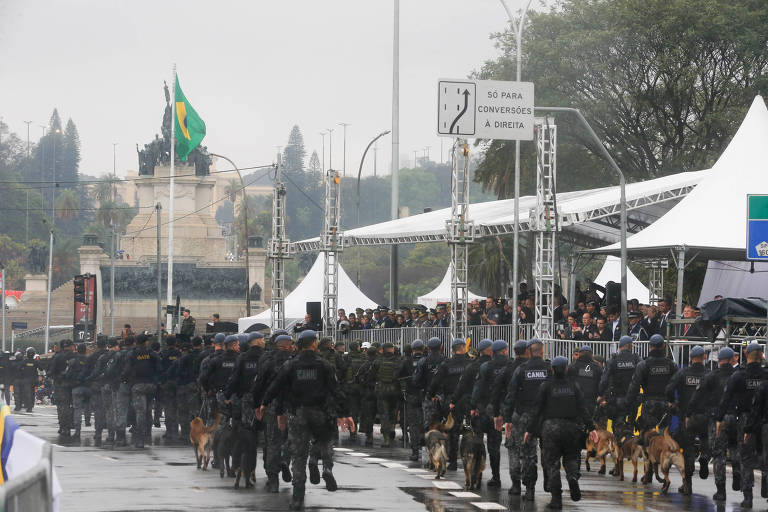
{"left": 110, "top": 225, "right": 116, "bottom": 336}
{"left": 328, "top": 128, "right": 334, "bottom": 170}
{"left": 373, "top": 143, "right": 378, "bottom": 177}
{"left": 44, "top": 229, "right": 53, "bottom": 353}
{"left": 319, "top": 132, "right": 327, "bottom": 171}
{"left": 269, "top": 154, "right": 292, "bottom": 330}
{"left": 339, "top": 122, "right": 350, "bottom": 177}
{"left": 156, "top": 203, "right": 162, "bottom": 346}
{"left": 24, "top": 121, "right": 32, "bottom": 157}
{"left": 389, "top": 0, "right": 400, "bottom": 309}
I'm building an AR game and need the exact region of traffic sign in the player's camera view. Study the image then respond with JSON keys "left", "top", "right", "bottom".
{"left": 747, "top": 194, "right": 768, "bottom": 260}
{"left": 437, "top": 79, "right": 534, "bottom": 141}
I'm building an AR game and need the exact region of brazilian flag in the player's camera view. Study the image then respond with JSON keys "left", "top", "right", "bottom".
{"left": 174, "top": 76, "right": 206, "bottom": 161}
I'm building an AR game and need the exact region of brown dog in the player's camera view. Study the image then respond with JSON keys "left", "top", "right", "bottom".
{"left": 425, "top": 413, "right": 455, "bottom": 480}
{"left": 585, "top": 428, "right": 619, "bottom": 475}
{"left": 190, "top": 413, "right": 221, "bottom": 470}
{"left": 459, "top": 425, "right": 486, "bottom": 490}
{"left": 616, "top": 435, "right": 643, "bottom": 482}
{"left": 641, "top": 427, "right": 685, "bottom": 494}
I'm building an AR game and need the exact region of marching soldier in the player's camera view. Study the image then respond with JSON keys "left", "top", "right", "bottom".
{"left": 225, "top": 331, "right": 265, "bottom": 428}
{"left": 470, "top": 340, "right": 509, "bottom": 487}
{"left": 413, "top": 337, "right": 445, "bottom": 430}
{"left": 67, "top": 343, "right": 90, "bottom": 441}
{"left": 50, "top": 339, "right": 77, "bottom": 438}
{"left": 85, "top": 338, "right": 108, "bottom": 444}
{"left": 624, "top": 334, "right": 677, "bottom": 434}
{"left": 525, "top": 356, "right": 595, "bottom": 510}
{"left": 428, "top": 338, "right": 472, "bottom": 470}
{"left": 503, "top": 338, "right": 550, "bottom": 500}
{"left": 13, "top": 347, "right": 40, "bottom": 412}
{"left": 90, "top": 338, "right": 120, "bottom": 446}
{"left": 342, "top": 341, "right": 365, "bottom": 441}
{"left": 665, "top": 345, "right": 707, "bottom": 495}
{"left": 174, "top": 338, "right": 202, "bottom": 440}
{"left": 364, "top": 342, "right": 400, "bottom": 447}
{"left": 122, "top": 335, "right": 162, "bottom": 449}
{"left": 687, "top": 347, "right": 738, "bottom": 502}
{"left": 179, "top": 308, "right": 196, "bottom": 342}
{"left": 716, "top": 342, "right": 768, "bottom": 508}
{"left": 258, "top": 330, "right": 354, "bottom": 511}
{"left": 597, "top": 336, "right": 641, "bottom": 446}
{"left": 491, "top": 339, "right": 529, "bottom": 495}
{"left": 397, "top": 340, "right": 426, "bottom": 460}
{"left": 159, "top": 336, "right": 182, "bottom": 441}
{"left": 567, "top": 345, "right": 602, "bottom": 419}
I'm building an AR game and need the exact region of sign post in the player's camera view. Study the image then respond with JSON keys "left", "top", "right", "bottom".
{"left": 747, "top": 194, "right": 768, "bottom": 348}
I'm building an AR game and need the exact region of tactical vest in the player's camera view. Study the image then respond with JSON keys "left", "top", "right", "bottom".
{"left": 544, "top": 378, "right": 580, "bottom": 420}
{"left": 131, "top": 348, "right": 157, "bottom": 383}
{"left": 735, "top": 363, "right": 767, "bottom": 413}
{"left": 345, "top": 351, "right": 365, "bottom": 384}
{"left": 518, "top": 358, "right": 551, "bottom": 411}
{"left": 18, "top": 360, "right": 38, "bottom": 380}
{"left": 289, "top": 352, "right": 329, "bottom": 407}
{"left": 703, "top": 365, "right": 734, "bottom": 410}
{"left": 421, "top": 351, "right": 445, "bottom": 389}
{"left": 476, "top": 356, "right": 507, "bottom": 405}
{"left": 677, "top": 363, "right": 706, "bottom": 412}
{"left": 441, "top": 354, "right": 471, "bottom": 394}
{"left": 376, "top": 354, "right": 399, "bottom": 386}
{"left": 642, "top": 356, "right": 674, "bottom": 399}
{"left": 608, "top": 351, "right": 639, "bottom": 396}
{"left": 572, "top": 358, "right": 598, "bottom": 402}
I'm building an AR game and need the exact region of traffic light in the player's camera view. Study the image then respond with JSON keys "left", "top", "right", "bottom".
{"left": 74, "top": 274, "right": 86, "bottom": 303}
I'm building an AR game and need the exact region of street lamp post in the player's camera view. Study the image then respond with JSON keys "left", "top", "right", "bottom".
{"left": 339, "top": 123, "right": 350, "bottom": 177}
{"left": 210, "top": 153, "right": 252, "bottom": 316}
{"left": 319, "top": 132, "right": 327, "bottom": 171}
{"left": 51, "top": 127, "right": 60, "bottom": 227}
{"left": 356, "top": 130, "right": 391, "bottom": 285}
{"left": 500, "top": 0, "right": 534, "bottom": 343}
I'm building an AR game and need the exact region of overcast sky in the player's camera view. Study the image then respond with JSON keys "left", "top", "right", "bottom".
{"left": 0, "top": 0, "right": 528, "bottom": 178}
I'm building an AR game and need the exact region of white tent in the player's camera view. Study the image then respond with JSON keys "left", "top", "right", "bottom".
{"left": 698, "top": 260, "right": 768, "bottom": 306}
{"left": 592, "top": 256, "right": 650, "bottom": 304}
{"left": 417, "top": 268, "right": 484, "bottom": 308}
{"left": 594, "top": 96, "right": 768, "bottom": 259}
{"left": 238, "top": 253, "right": 377, "bottom": 331}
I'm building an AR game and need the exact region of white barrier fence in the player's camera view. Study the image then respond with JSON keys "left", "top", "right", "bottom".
{"left": 0, "top": 442, "right": 54, "bottom": 512}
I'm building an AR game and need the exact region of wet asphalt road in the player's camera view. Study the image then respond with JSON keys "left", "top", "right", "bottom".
{"left": 12, "top": 405, "right": 762, "bottom": 511}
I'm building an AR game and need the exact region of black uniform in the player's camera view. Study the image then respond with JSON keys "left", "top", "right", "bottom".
{"left": 368, "top": 352, "right": 401, "bottom": 446}
{"left": 85, "top": 347, "right": 108, "bottom": 434}
{"left": 199, "top": 349, "right": 238, "bottom": 418}
{"left": 471, "top": 353, "right": 508, "bottom": 483}
{"left": 598, "top": 349, "right": 641, "bottom": 443}
{"left": 490, "top": 356, "right": 528, "bottom": 486}
{"left": 50, "top": 349, "right": 77, "bottom": 434}
{"left": 624, "top": 348, "right": 678, "bottom": 432}
{"left": 122, "top": 345, "right": 162, "bottom": 447}
{"left": 716, "top": 361, "right": 768, "bottom": 496}
{"left": 260, "top": 349, "right": 347, "bottom": 507}
{"left": 687, "top": 362, "right": 737, "bottom": 490}
{"left": 0, "top": 353, "right": 12, "bottom": 405}
{"left": 225, "top": 344, "right": 264, "bottom": 426}
{"left": 428, "top": 352, "right": 472, "bottom": 467}
{"left": 665, "top": 362, "right": 708, "bottom": 485}
{"left": 503, "top": 356, "right": 551, "bottom": 490}
{"left": 175, "top": 346, "right": 202, "bottom": 437}
{"left": 412, "top": 349, "right": 446, "bottom": 428}
{"left": 64, "top": 352, "right": 90, "bottom": 435}
{"left": 13, "top": 355, "right": 40, "bottom": 412}
{"left": 159, "top": 345, "right": 182, "bottom": 439}
{"left": 567, "top": 354, "right": 602, "bottom": 417}
{"left": 396, "top": 350, "right": 424, "bottom": 457}
{"left": 89, "top": 348, "right": 117, "bottom": 444}
{"left": 527, "top": 373, "right": 593, "bottom": 503}
{"left": 342, "top": 348, "right": 366, "bottom": 437}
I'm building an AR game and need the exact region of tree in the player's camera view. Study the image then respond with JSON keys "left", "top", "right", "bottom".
{"left": 224, "top": 179, "right": 240, "bottom": 204}
{"left": 55, "top": 189, "right": 80, "bottom": 221}
{"left": 283, "top": 125, "right": 306, "bottom": 173}
{"left": 308, "top": 150, "right": 321, "bottom": 173}
{"left": 91, "top": 175, "right": 120, "bottom": 204}
{"left": 61, "top": 118, "right": 80, "bottom": 186}
{"left": 476, "top": 0, "right": 768, "bottom": 195}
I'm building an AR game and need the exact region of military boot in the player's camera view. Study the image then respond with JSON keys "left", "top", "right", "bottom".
{"left": 699, "top": 457, "right": 709, "bottom": 479}
{"left": 524, "top": 486, "right": 535, "bottom": 501}
{"left": 266, "top": 474, "right": 279, "bottom": 493}
{"left": 733, "top": 472, "right": 742, "bottom": 491}
{"left": 568, "top": 478, "right": 581, "bottom": 502}
{"left": 289, "top": 484, "right": 305, "bottom": 511}
{"left": 740, "top": 489, "right": 753, "bottom": 509}
{"left": 761, "top": 474, "right": 768, "bottom": 498}
{"left": 281, "top": 462, "right": 292, "bottom": 483}
{"left": 713, "top": 483, "right": 726, "bottom": 501}
{"left": 546, "top": 492, "right": 562, "bottom": 510}
{"left": 509, "top": 479, "right": 522, "bottom": 496}
{"left": 322, "top": 468, "right": 338, "bottom": 492}
{"left": 308, "top": 463, "right": 321, "bottom": 485}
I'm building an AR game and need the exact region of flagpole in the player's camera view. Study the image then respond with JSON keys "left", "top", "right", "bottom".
{"left": 166, "top": 64, "right": 176, "bottom": 333}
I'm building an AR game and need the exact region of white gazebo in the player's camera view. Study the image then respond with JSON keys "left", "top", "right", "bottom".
{"left": 417, "top": 267, "right": 484, "bottom": 308}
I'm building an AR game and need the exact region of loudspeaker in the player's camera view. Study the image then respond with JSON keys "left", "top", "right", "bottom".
{"left": 605, "top": 281, "right": 621, "bottom": 308}
{"left": 306, "top": 302, "right": 321, "bottom": 324}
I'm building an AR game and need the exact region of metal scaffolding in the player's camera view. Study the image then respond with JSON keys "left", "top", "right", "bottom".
{"left": 645, "top": 259, "right": 668, "bottom": 305}
{"left": 323, "top": 169, "right": 343, "bottom": 339}
{"left": 533, "top": 118, "right": 558, "bottom": 339}
{"left": 269, "top": 155, "right": 293, "bottom": 331}
{"left": 448, "top": 139, "right": 474, "bottom": 341}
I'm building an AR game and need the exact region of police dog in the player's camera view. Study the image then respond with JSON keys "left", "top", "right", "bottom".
{"left": 585, "top": 428, "right": 619, "bottom": 475}
{"left": 189, "top": 413, "right": 220, "bottom": 470}
{"left": 459, "top": 424, "right": 486, "bottom": 490}
{"left": 616, "top": 435, "right": 643, "bottom": 482}
{"left": 231, "top": 424, "right": 257, "bottom": 489}
{"left": 213, "top": 419, "right": 236, "bottom": 478}
{"left": 425, "top": 413, "right": 455, "bottom": 479}
{"left": 641, "top": 427, "right": 685, "bottom": 494}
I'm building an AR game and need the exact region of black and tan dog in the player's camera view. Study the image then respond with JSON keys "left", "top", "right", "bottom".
{"left": 459, "top": 424, "right": 486, "bottom": 490}
{"left": 641, "top": 427, "right": 685, "bottom": 494}
{"left": 585, "top": 427, "right": 619, "bottom": 475}
{"left": 616, "top": 435, "right": 644, "bottom": 482}
{"left": 425, "top": 413, "right": 455, "bottom": 480}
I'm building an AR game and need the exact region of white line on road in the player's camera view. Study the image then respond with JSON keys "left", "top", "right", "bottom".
{"left": 470, "top": 503, "right": 506, "bottom": 510}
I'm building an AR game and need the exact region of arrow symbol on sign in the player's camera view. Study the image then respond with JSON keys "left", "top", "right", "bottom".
{"left": 449, "top": 89, "right": 470, "bottom": 134}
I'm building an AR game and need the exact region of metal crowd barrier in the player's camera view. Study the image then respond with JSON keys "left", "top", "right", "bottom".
{"left": 0, "top": 442, "right": 54, "bottom": 512}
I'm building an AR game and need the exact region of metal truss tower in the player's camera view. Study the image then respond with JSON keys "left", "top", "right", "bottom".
{"left": 269, "top": 154, "right": 293, "bottom": 331}
{"left": 448, "top": 139, "right": 474, "bottom": 341}
{"left": 645, "top": 259, "right": 668, "bottom": 305}
{"left": 533, "top": 118, "right": 558, "bottom": 339}
{"left": 323, "top": 169, "right": 343, "bottom": 339}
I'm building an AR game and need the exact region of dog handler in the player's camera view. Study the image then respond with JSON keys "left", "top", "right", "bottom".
{"left": 524, "top": 356, "right": 596, "bottom": 510}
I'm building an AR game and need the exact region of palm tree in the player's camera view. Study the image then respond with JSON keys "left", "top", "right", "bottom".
{"left": 91, "top": 175, "right": 120, "bottom": 204}
{"left": 96, "top": 199, "right": 123, "bottom": 227}
{"left": 55, "top": 189, "right": 80, "bottom": 221}
{"left": 469, "top": 237, "right": 510, "bottom": 297}
{"left": 225, "top": 179, "right": 240, "bottom": 204}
